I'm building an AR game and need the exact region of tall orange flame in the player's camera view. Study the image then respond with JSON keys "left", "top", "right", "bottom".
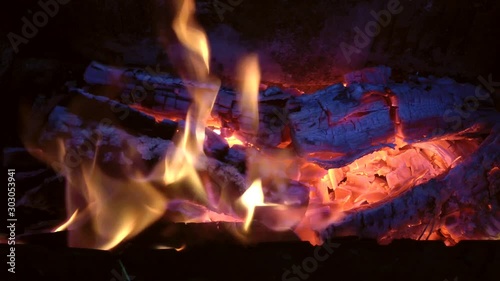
{"left": 172, "top": 0, "right": 210, "bottom": 75}
{"left": 162, "top": 0, "right": 219, "bottom": 202}
{"left": 234, "top": 54, "right": 267, "bottom": 231}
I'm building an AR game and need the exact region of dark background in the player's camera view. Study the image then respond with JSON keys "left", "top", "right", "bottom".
{"left": 2, "top": 0, "right": 500, "bottom": 147}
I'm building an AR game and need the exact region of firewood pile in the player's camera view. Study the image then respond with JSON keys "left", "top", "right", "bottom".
{"left": 12, "top": 62, "right": 500, "bottom": 248}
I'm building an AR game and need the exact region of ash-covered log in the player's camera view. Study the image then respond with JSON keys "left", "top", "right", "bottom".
{"left": 320, "top": 124, "right": 500, "bottom": 244}
{"left": 287, "top": 83, "right": 395, "bottom": 168}
{"left": 287, "top": 76, "right": 497, "bottom": 168}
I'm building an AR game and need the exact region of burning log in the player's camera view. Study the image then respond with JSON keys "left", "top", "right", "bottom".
{"left": 83, "top": 61, "right": 290, "bottom": 147}
{"left": 287, "top": 77, "right": 497, "bottom": 169}
{"left": 287, "top": 83, "right": 395, "bottom": 168}
{"left": 84, "top": 62, "right": 497, "bottom": 169}
{"left": 19, "top": 59, "right": 499, "bottom": 247}
{"left": 21, "top": 91, "right": 240, "bottom": 248}
{"left": 21, "top": 87, "right": 310, "bottom": 246}
{"left": 320, "top": 124, "right": 500, "bottom": 244}
{"left": 389, "top": 77, "right": 496, "bottom": 142}
{"left": 26, "top": 89, "right": 251, "bottom": 191}
{"left": 24, "top": 88, "right": 241, "bottom": 168}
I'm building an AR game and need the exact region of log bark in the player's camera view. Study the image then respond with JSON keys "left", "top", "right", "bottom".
{"left": 29, "top": 91, "right": 243, "bottom": 188}
{"left": 389, "top": 77, "right": 497, "bottom": 142}
{"left": 287, "top": 83, "right": 395, "bottom": 168}
{"left": 287, "top": 77, "right": 497, "bottom": 169}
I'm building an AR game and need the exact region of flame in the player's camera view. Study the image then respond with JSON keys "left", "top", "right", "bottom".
{"left": 155, "top": 244, "right": 186, "bottom": 251}
{"left": 27, "top": 136, "right": 169, "bottom": 249}
{"left": 172, "top": 0, "right": 210, "bottom": 74}
{"left": 53, "top": 209, "right": 79, "bottom": 232}
{"left": 237, "top": 149, "right": 306, "bottom": 232}
{"left": 68, "top": 163, "right": 167, "bottom": 250}
{"left": 162, "top": 0, "right": 219, "bottom": 202}
{"left": 217, "top": 54, "right": 264, "bottom": 232}
{"left": 239, "top": 179, "right": 264, "bottom": 231}
{"left": 236, "top": 54, "right": 261, "bottom": 133}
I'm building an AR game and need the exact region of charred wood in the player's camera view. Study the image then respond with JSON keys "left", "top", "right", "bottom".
{"left": 287, "top": 78, "right": 497, "bottom": 169}
{"left": 320, "top": 124, "right": 500, "bottom": 243}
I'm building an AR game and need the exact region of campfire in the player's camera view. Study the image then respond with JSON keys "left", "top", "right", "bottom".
{"left": 3, "top": 0, "right": 500, "bottom": 280}
{"left": 14, "top": 0, "right": 499, "bottom": 252}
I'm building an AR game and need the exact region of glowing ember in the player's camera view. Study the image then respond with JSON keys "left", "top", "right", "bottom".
{"left": 225, "top": 135, "right": 245, "bottom": 147}
{"left": 211, "top": 127, "right": 245, "bottom": 147}
{"left": 313, "top": 139, "right": 479, "bottom": 212}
